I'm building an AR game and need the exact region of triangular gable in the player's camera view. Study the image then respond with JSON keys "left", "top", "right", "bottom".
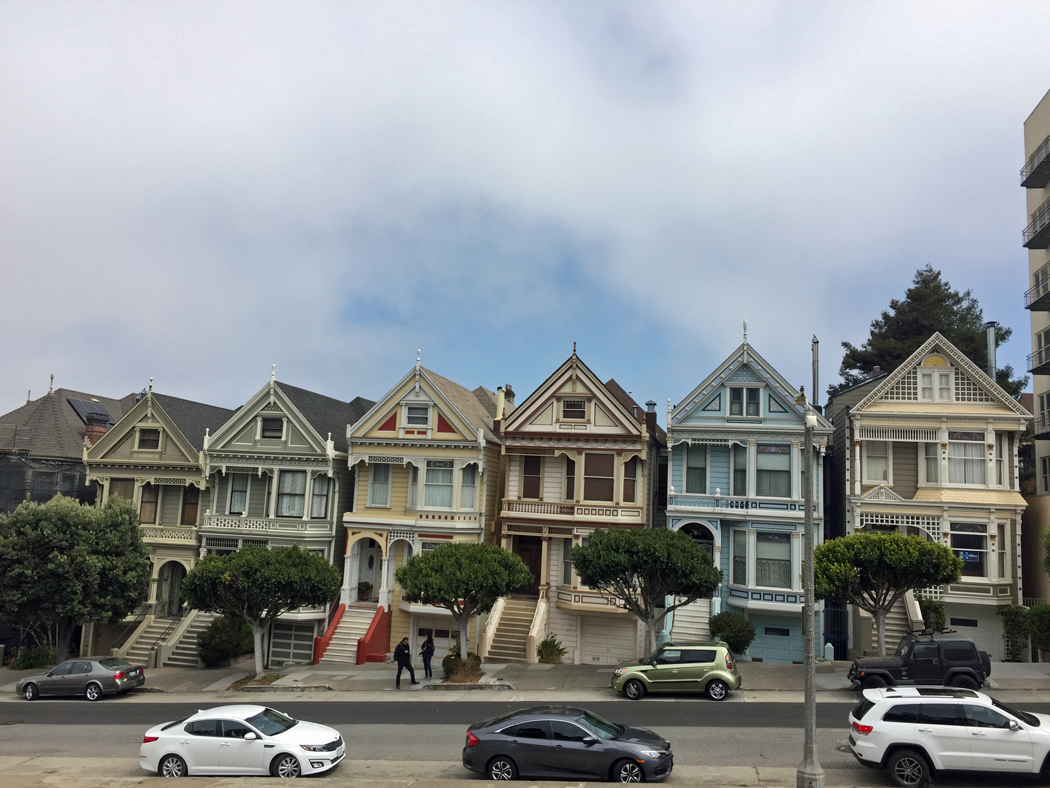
{"left": 207, "top": 379, "right": 328, "bottom": 454}
{"left": 503, "top": 353, "right": 642, "bottom": 436}
{"left": 349, "top": 365, "right": 480, "bottom": 443}
{"left": 860, "top": 485, "right": 906, "bottom": 503}
{"left": 853, "top": 333, "right": 1031, "bottom": 416}
{"left": 86, "top": 392, "right": 199, "bottom": 465}
{"left": 671, "top": 343, "right": 832, "bottom": 429}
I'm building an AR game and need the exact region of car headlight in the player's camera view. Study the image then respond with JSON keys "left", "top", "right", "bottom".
{"left": 640, "top": 750, "right": 669, "bottom": 758}
{"left": 300, "top": 745, "right": 328, "bottom": 752}
{"left": 613, "top": 668, "right": 627, "bottom": 676}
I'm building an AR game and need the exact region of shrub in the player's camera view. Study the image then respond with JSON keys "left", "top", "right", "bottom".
{"left": 1030, "top": 605, "right": 1050, "bottom": 654}
{"left": 357, "top": 581, "right": 373, "bottom": 600}
{"left": 10, "top": 646, "right": 55, "bottom": 671}
{"left": 918, "top": 598, "right": 945, "bottom": 632}
{"left": 537, "top": 635, "right": 567, "bottom": 664}
{"left": 709, "top": 611, "right": 756, "bottom": 655}
{"left": 197, "top": 615, "right": 254, "bottom": 667}
{"left": 442, "top": 651, "right": 481, "bottom": 680}
{"left": 997, "top": 605, "right": 1031, "bottom": 662}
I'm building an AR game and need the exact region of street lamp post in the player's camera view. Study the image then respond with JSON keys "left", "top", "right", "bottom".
{"left": 796, "top": 390, "right": 824, "bottom": 788}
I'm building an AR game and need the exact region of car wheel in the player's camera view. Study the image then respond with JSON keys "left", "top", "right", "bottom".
{"left": 272, "top": 754, "right": 302, "bottom": 779}
{"left": 888, "top": 749, "right": 930, "bottom": 788}
{"left": 949, "top": 675, "right": 979, "bottom": 690}
{"left": 158, "top": 754, "right": 187, "bottom": 777}
{"left": 706, "top": 679, "right": 729, "bottom": 701}
{"left": 861, "top": 675, "right": 887, "bottom": 689}
{"left": 22, "top": 683, "right": 38, "bottom": 701}
{"left": 623, "top": 679, "right": 646, "bottom": 700}
{"left": 612, "top": 759, "right": 644, "bottom": 783}
{"left": 487, "top": 756, "right": 517, "bottom": 780}
{"left": 85, "top": 682, "right": 103, "bottom": 702}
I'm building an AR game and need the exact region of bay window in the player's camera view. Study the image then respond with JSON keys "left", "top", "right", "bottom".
{"left": 733, "top": 445, "right": 747, "bottom": 496}
{"left": 923, "top": 443, "right": 939, "bottom": 483}
{"left": 997, "top": 522, "right": 1007, "bottom": 578}
{"left": 181, "top": 485, "right": 200, "bottom": 525}
{"left": 948, "top": 432, "right": 985, "bottom": 485}
{"left": 522, "top": 456, "right": 542, "bottom": 499}
{"left": 950, "top": 522, "right": 987, "bottom": 577}
{"left": 732, "top": 529, "right": 747, "bottom": 585}
{"left": 685, "top": 446, "right": 706, "bottom": 494}
{"left": 460, "top": 464, "right": 477, "bottom": 510}
{"left": 368, "top": 464, "right": 390, "bottom": 507}
{"left": 756, "top": 532, "right": 791, "bottom": 588}
{"left": 565, "top": 457, "right": 576, "bottom": 500}
{"left": 563, "top": 538, "right": 573, "bottom": 584}
{"left": 140, "top": 483, "right": 158, "bottom": 523}
{"left": 995, "top": 433, "right": 1006, "bottom": 487}
{"left": 583, "top": 453, "right": 615, "bottom": 501}
{"left": 424, "top": 461, "right": 454, "bottom": 508}
{"left": 310, "top": 475, "right": 330, "bottom": 519}
{"left": 229, "top": 474, "right": 249, "bottom": 514}
{"left": 277, "top": 471, "right": 306, "bottom": 517}
{"left": 756, "top": 444, "right": 790, "bottom": 497}
{"left": 622, "top": 457, "right": 638, "bottom": 503}
{"left": 863, "top": 441, "right": 890, "bottom": 484}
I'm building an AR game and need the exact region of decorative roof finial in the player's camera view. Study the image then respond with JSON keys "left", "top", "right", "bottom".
{"left": 743, "top": 320, "right": 748, "bottom": 345}
{"left": 27, "top": 390, "right": 31, "bottom": 403}
{"left": 416, "top": 349, "right": 421, "bottom": 368}
{"left": 148, "top": 377, "right": 153, "bottom": 393}
{"left": 271, "top": 364, "right": 276, "bottom": 383}
{"left": 573, "top": 341, "right": 576, "bottom": 355}
{"left": 49, "top": 374, "right": 54, "bottom": 394}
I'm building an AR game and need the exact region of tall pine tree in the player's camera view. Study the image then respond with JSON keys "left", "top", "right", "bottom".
{"left": 832, "top": 266, "right": 1026, "bottom": 398}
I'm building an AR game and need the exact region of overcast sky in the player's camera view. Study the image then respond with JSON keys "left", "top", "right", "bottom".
{"left": 2, "top": 2, "right": 1048, "bottom": 421}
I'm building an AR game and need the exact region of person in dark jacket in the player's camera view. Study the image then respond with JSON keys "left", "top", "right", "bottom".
{"left": 394, "top": 637, "right": 418, "bottom": 688}
{"left": 420, "top": 634, "right": 435, "bottom": 679}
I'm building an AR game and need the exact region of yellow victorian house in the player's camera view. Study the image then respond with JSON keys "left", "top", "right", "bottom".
{"left": 314, "top": 361, "right": 503, "bottom": 666}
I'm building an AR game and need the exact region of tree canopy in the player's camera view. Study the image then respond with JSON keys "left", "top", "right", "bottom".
{"left": 572, "top": 527, "right": 722, "bottom": 651}
{"left": 0, "top": 496, "right": 151, "bottom": 663}
{"left": 832, "top": 266, "right": 1026, "bottom": 398}
{"left": 395, "top": 542, "right": 533, "bottom": 653}
{"left": 182, "top": 545, "right": 340, "bottom": 677}
{"left": 814, "top": 532, "right": 961, "bottom": 655}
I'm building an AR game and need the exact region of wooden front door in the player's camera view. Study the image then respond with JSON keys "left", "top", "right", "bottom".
{"left": 515, "top": 536, "right": 542, "bottom": 596}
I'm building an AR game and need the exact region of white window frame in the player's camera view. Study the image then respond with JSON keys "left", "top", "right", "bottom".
{"left": 996, "top": 521, "right": 1009, "bottom": 581}
{"left": 946, "top": 435, "right": 987, "bottom": 487}
{"left": 136, "top": 428, "right": 162, "bottom": 451}
{"left": 862, "top": 440, "right": 893, "bottom": 486}
{"left": 310, "top": 475, "right": 330, "bottom": 519}
{"left": 404, "top": 405, "right": 430, "bottom": 427}
{"left": 729, "top": 387, "right": 762, "bottom": 418}
{"left": 560, "top": 399, "right": 587, "bottom": 421}
{"left": 918, "top": 442, "right": 940, "bottom": 486}
{"left": 227, "top": 473, "right": 250, "bottom": 515}
{"left": 684, "top": 445, "right": 707, "bottom": 495}
{"left": 259, "top": 417, "right": 285, "bottom": 440}
{"left": 754, "top": 530, "right": 793, "bottom": 590}
{"left": 949, "top": 520, "right": 990, "bottom": 581}
{"left": 367, "top": 464, "right": 391, "bottom": 508}
{"left": 459, "top": 463, "right": 478, "bottom": 511}
{"left": 730, "top": 528, "right": 748, "bottom": 586}
{"left": 994, "top": 433, "right": 1006, "bottom": 488}
{"left": 731, "top": 444, "right": 747, "bottom": 497}
{"left": 919, "top": 366, "right": 954, "bottom": 402}
{"left": 422, "top": 460, "right": 454, "bottom": 509}
{"left": 563, "top": 456, "right": 576, "bottom": 501}
{"left": 276, "top": 470, "right": 307, "bottom": 518}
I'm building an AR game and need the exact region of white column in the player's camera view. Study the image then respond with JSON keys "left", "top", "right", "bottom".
{"left": 747, "top": 528, "right": 757, "bottom": 588}
{"left": 986, "top": 424, "right": 996, "bottom": 488}
{"left": 341, "top": 547, "right": 354, "bottom": 605}
{"left": 747, "top": 441, "right": 757, "bottom": 498}
{"left": 791, "top": 441, "right": 801, "bottom": 500}
{"left": 792, "top": 531, "right": 802, "bottom": 592}
{"left": 378, "top": 555, "right": 393, "bottom": 609}
{"left": 268, "top": 471, "right": 278, "bottom": 519}
{"left": 852, "top": 441, "right": 861, "bottom": 496}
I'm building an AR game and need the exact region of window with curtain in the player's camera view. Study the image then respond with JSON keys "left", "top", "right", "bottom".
{"left": 408, "top": 464, "right": 418, "bottom": 507}
{"left": 733, "top": 445, "right": 747, "bottom": 496}
{"left": 110, "top": 478, "right": 135, "bottom": 501}
{"left": 368, "top": 464, "right": 390, "bottom": 507}
{"left": 685, "top": 447, "right": 706, "bottom": 494}
{"left": 181, "top": 485, "right": 200, "bottom": 525}
{"left": 995, "top": 434, "right": 1005, "bottom": 487}
{"left": 460, "top": 464, "right": 477, "bottom": 510}
{"left": 864, "top": 441, "right": 889, "bottom": 483}
{"left": 950, "top": 522, "right": 987, "bottom": 577}
{"left": 310, "top": 476, "right": 330, "bottom": 519}
{"left": 622, "top": 457, "right": 638, "bottom": 502}
{"left": 424, "top": 461, "right": 454, "bottom": 508}
{"left": 583, "top": 453, "right": 615, "bottom": 501}
{"left": 756, "top": 444, "right": 790, "bottom": 497}
{"left": 277, "top": 471, "right": 306, "bottom": 517}
{"left": 746, "top": 388, "right": 760, "bottom": 416}
{"left": 924, "top": 443, "right": 939, "bottom": 483}
{"left": 756, "top": 532, "right": 791, "bottom": 588}
{"left": 565, "top": 457, "right": 576, "bottom": 500}
{"left": 522, "top": 456, "right": 542, "bottom": 499}
{"left": 229, "top": 473, "right": 248, "bottom": 514}
{"left": 138, "top": 429, "right": 160, "bottom": 449}
{"left": 563, "top": 538, "right": 573, "bottom": 585}
{"left": 729, "top": 388, "right": 743, "bottom": 416}
{"left": 732, "top": 529, "right": 747, "bottom": 585}
{"left": 948, "top": 433, "right": 986, "bottom": 484}
{"left": 140, "top": 483, "right": 158, "bottom": 523}
{"left": 997, "top": 522, "right": 1007, "bottom": 578}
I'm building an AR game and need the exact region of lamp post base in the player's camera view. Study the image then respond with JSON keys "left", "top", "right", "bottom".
{"left": 796, "top": 766, "right": 825, "bottom": 788}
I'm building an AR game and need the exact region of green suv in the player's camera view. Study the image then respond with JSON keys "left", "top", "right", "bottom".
{"left": 611, "top": 642, "right": 741, "bottom": 701}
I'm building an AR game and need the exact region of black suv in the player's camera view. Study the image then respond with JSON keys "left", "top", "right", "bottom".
{"left": 847, "top": 632, "right": 991, "bottom": 690}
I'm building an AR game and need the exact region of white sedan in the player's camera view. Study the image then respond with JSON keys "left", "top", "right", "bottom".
{"left": 140, "top": 704, "right": 344, "bottom": 778}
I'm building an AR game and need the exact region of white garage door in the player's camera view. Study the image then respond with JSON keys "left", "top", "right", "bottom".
{"left": 948, "top": 609, "right": 1002, "bottom": 660}
{"left": 581, "top": 616, "right": 639, "bottom": 665}
{"left": 269, "top": 622, "right": 316, "bottom": 667}
{"left": 414, "top": 616, "right": 461, "bottom": 667}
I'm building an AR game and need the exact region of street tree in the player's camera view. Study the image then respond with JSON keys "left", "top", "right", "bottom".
{"left": 0, "top": 496, "right": 151, "bottom": 663}
{"left": 832, "top": 265, "right": 1026, "bottom": 397}
{"left": 181, "top": 545, "right": 340, "bottom": 678}
{"left": 571, "top": 527, "right": 722, "bottom": 652}
{"left": 395, "top": 542, "right": 532, "bottom": 655}
{"left": 814, "top": 532, "right": 961, "bottom": 655}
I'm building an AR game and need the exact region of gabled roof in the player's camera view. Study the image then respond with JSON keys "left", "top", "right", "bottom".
{"left": 670, "top": 342, "right": 831, "bottom": 429}
{"left": 277, "top": 382, "right": 375, "bottom": 453}
{"left": 605, "top": 378, "right": 666, "bottom": 443}
{"left": 151, "top": 394, "right": 238, "bottom": 452}
{"left": 851, "top": 333, "right": 1032, "bottom": 417}
{"left": 0, "top": 388, "right": 137, "bottom": 459}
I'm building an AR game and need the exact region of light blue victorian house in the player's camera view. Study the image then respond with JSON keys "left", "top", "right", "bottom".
{"left": 664, "top": 334, "right": 832, "bottom": 663}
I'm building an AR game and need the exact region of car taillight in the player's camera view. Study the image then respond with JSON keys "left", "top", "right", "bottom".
{"left": 852, "top": 721, "right": 873, "bottom": 735}
{"left": 143, "top": 735, "right": 159, "bottom": 743}
{"left": 113, "top": 671, "right": 126, "bottom": 681}
{"left": 465, "top": 731, "right": 479, "bottom": 748}
{"left": 726, "top": 654, "right": 733, "bottom": 670}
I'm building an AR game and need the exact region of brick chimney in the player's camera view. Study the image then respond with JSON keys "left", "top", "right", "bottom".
{"left": 645, "top": 400, "right": 657, "bottom": 435}
{"left": 504, "top": 385, "right": 515, "bottom": 413}
{"left": 84, "top": 412, "right": 109, "bottom": 446}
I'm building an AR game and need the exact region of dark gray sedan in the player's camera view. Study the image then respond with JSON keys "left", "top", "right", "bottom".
{"left": 462, "top": 706, "right": 673, "bottom": 782}
{"left": 15, "top": 657, "right": 145, "bottom": 701}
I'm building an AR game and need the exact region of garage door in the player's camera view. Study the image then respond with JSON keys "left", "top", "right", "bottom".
{"left": 748, "top": 615, "right": 802, "bottom": 663}
{"left": 948, "top": 609, "right": 1002, "bottom": 660}
{"left": 581, "top": 616, "right": 639, "bottom": 665}
{"left": 414, "top": 616, "right": 461, "bottom": 667}
{"left": 269, "top": 622, "right": 316, "bottom": 667}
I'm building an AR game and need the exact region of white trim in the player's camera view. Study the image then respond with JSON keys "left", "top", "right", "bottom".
{"left": 862, "top": 440, "right": 893, "bottom": 486}
{"left": 367, "top": 463, "right": 392, "bottom": 508}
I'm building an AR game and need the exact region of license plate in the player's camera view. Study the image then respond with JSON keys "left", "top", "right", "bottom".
{"left": 131, "top": 670, "right": 140, "bottom": 677}
{"left": 848, "top": 734, "right": 856, "bottom": 747}
{"left": 337, "top": 746, "right": 344, "bottom": 758}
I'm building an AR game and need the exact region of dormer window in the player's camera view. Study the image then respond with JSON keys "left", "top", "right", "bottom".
{"left": 406, "top": 406, "right": 429, "bottom": 426}
{"left": 261, "top": 418, "right": 284, "bottom": 439}
{"left": 729, "top": 388, "right": 760, "bottom": 417}
{"left": 919, "top": 356, "right": 953, "bottom": 402}
{"left": 138, "top": 429, "right": 160, "bottom": 450}
{"left": 562, "top": 400, "right": 586, "bottom": 420}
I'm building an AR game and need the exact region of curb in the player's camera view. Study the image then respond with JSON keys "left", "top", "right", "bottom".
{"left": 427, "top": 683, "right": 515, "bottom": 691}
{"left": 235, "top": 685, "right": 333, "bottom": 692}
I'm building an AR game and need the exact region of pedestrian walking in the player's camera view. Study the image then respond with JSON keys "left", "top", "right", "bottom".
{"left": 420, "top": 634, "right": 435, "bottom": 679}
{"left": 394, "top": 636, "right": 418, "bottom": 689}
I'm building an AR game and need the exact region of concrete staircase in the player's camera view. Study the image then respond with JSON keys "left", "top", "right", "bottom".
{"left": 869, "top": 598, "right": 911, "bottom": 655}
{"left": 319, "top": 604, "right": 379, "bottom": 664}
{"left": 670, "top": 597, "right": 711, "bottom": 642}
{"left": 124, "top": 619, "right": 173, "bottom": 667}
{"left": 485, "top": 597, "right": 537, "bottom": 664}
{"left": 164, "top": 612, "right": 217, "bottom": 668}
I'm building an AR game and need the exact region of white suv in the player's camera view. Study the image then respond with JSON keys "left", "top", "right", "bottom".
{"left": 848, "top": 686, "right": 1050, "bottom": 787}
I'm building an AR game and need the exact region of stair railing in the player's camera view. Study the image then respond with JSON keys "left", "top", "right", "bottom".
{"left": 147, "top": 606, "right": 186, "bottom": 667}
{"left": 479, "top": 597, "right": 507, "bottom": 660}
{"left": 111, "top": 603, "right": 154, "bottom": 652}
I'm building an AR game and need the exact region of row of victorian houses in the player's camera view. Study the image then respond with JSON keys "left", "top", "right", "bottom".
{"left": 0, "top": 331, "right": 1033, "bottom": 669}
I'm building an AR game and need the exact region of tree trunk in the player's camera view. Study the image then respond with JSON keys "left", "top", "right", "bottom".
{"left": 251, "top": 623, "right": 266, "bottom": 678}
{"left": 645, "top": 613, "right": 659, "bottom": 655}
{"left": 54, "top": 619, "right": 76, "bottom": 664}
{"left": 874, "top": 607, "right": 887, "bottom": 657}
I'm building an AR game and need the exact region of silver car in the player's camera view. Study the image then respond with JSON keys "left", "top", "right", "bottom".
{"left": 16, "top": 657, "right": 145, "bottom": 701}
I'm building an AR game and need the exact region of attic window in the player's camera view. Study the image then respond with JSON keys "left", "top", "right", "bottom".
{"left": 562, "top": 400, "right": 586, "bottom": 420}
{"left": 261, "top": 418, "right": 284, "bottom": 439}
{"left": 406, "top": 406, "right": 429, "bottom": 426}
{"left": 138, "top": 429, "right": 160, "bottom": 450}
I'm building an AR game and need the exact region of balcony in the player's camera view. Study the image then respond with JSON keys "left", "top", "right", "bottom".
{"left": 1033, "top": 414, "right": 1050, "bottom": 441}
{"left": 200, "top": 513, "right": 333, "bottom": 535}
{"left": 140, "top": 525, "right": 198, "bottom": 544}
{"left": 1028, "top": 347, "right": 1050, "bottom": 375}
{"left": 1021, "top": 136, "right": 1050, "bottom": 188}
{"left": 1026, "top": 263, "right": 1050, "bottom": 311}
{"left": 1023, "top": 196, "right": 1050, "bottom": 249}
{"left": 668, "top": 493, "right": 816, "bottom": 514}
{"left": 500, "top": 499, "right": 643, "bottom": 523}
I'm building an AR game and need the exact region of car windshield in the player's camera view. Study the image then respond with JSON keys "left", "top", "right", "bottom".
{"left": 98, "top": 658, "right": 131, "bottom": 670}
{"left": 244, "top": 708, "right": 298, "bottom": 736}
{"left": 894, "top": 636, "right": 913, "bottom": 657}
{"left": 575, "top": 711, "right": 620, "bottom": 740}
{"left": 991, "top": 699, "right": 1040, "bottom": 727}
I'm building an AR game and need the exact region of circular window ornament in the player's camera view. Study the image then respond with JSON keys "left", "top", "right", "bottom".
{"left": 367, "top": 555, "right": 375, "bottom": 570}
